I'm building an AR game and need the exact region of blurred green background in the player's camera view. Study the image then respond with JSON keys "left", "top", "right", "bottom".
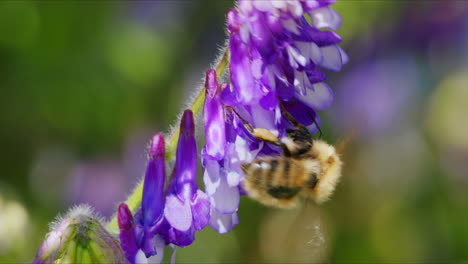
{"left": 1, "top": 1, "right": 468, "bottom": 263}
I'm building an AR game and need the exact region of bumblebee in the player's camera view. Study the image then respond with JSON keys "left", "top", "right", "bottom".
{"left": 234, "top": 106, "right": 343, "bottom": 208}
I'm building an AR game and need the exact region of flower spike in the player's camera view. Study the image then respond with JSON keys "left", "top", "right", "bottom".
{"left": 140, "top": 133, "right": 167, "bottom": 257}
{"left": 160, "top": 110, "right": 211, "bottom": 247}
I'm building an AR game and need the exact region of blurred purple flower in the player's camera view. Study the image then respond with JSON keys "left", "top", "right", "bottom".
{"left": 159, "top": 110, "right": 211, "bottom": 247}
{"left": 397, "top": 1, "right": 468, "bottom": 51}
{"left": 332, "top": 55, "right": 418, "bottom": 138}
{"left": 67, "top": 159, "right": 128, "bottom": 218}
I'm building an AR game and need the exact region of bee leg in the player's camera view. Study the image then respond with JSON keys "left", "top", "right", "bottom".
{"left": 228, "top": 107, "right": 281, "bottom": 143}
{"left": 253, "top": 128, "right": 293, "bottom": 157}
{"left": 227, "top": 107, "right": 293, "bottom": 157}
{"left": 280, "top": 103, "right": 322, "bottom": 138}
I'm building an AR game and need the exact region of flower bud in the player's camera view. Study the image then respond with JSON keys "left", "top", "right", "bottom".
{"left": 32, "top": 205, "right": 126, "bottom": 264}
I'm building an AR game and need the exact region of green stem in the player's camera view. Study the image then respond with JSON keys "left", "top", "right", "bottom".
{"left": 107, "top": 49, "right": 229, "bottom": 232}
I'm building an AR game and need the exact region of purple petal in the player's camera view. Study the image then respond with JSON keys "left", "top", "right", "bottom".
{"left": 226, "top": 170, "right": 242, "bottom": 187}
{"left": 226, "top": 9, "right": 240, "bottom": 34}
{"left": 307, "top": 67, "right": 327, "bottom": 84}
{"left": 141, "top": 232, "right": 157, "bottom": 257}
{"left": 224, "top": 144, "right": 243, "bottom": 187}
{"left": 209, "top": 209, "right": 239, "bottom": 234}
{"left": 339, "top": 46, "right": 349, "bottom": 65}
{"left": 159, "top": 220, "right": 195, "bottom": 247}
{"left": 230, "top": 33, "right": 257, "bottom": 104}
{"left": 296, "top": 82, "right": 334, "bottom": 110}
{"left": 118, "top": 203, "right": 138, "bottom": 263}
{"left": 251, "top": 57, "right": 263, "bottom": 80}
{"left": 296, "top": 27, "right": 341, "bottom": 47}
{"left": 210, "top": 176, "right": 240, "bottom": 214}
{"left": 250, "top": 12, "right": 275, "bottom": 58}
{"left": 295, "top": 41, "right": 323, "bottom": 65}
{"left": 204, "top": 70, "right": 226, "bottom": 160}
{"left": 287, "top": 44, "right": 308, "bottom": 69}
{"left": 146, "top": 235, "right": 166, "bottom": 264}
{"left": 191, "top": 189, "right": 211, "bottom": 231}
{"left": 294, "top": 70, "right": 312, "bottom": 95}
{"left": 249, "top": 104, "right": 279, "bottom": 136}
{"left": 142, "top": 134, "right": 166, "bottom": 230}
{"left": 306, "top": 113, "right": 322, "bottom": 134}
{"left": 202, "top": 159, "right": 221, "bottom": 195}
{"left": 287, "top": 1, "right": 304, "bottom": 17}
{"left": 259, "top": 91, "right": 279, "bottom": 111}
{"left": 220, "top": 83, "right": 238, "bottom": 106}
{"left": 282, "top": 18, "right": 301, "bottom": 35}
{"left": 164, "top": 194, "right": 192, "bottom": 232}
{"left": 302, "top": 0, "right": 336, "bottom": 12}
{"left": 318, "top": 44, "right": 345, "bottom": 71}
{"left": 174, "top": 110, "right": 197, "bottom": 197}
{"left": 309, "top": 6, "right": 342, "bottom": 30}
{"left": 234, "top": 135, "right": 263, "bottom": 164}
{"left": 253, "top": 1, "right": 272, "bottom": 12}
{"left": 277, "top": 80, "right": 295, "bottom": 101}
{"left": 205, "top": 69, "right": 218, "bottom": 98}
{"left": 135, "top": 250, "right": 148, "bottom": 264}
{"left": 231, "top": 110, "right": 259, "bottom": 143}
{"left": 282, "top": 99, "right": 320, "bottom": 127}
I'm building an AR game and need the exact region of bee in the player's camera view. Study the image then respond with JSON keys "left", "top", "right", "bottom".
{"left": 233, "top": 106, "right": 343, "bottom": 209}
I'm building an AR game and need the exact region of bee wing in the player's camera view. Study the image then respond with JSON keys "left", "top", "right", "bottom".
{"left": 335, "top": 132, "right": 357, "bottom": 155}
{"left": 259, "top": 204, "right": 329, "bottom": 262}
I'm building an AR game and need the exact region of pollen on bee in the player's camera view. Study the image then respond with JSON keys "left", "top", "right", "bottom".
{"left": 253, "top": 128, "right": 279, "bottom": 142}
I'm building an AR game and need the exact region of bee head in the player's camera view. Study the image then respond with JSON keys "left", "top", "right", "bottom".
{"left": 286, "top": 127, "right": 313, "bottom": 144}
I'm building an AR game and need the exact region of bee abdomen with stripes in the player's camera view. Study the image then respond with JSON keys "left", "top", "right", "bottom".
{"left": 241, "top": 139, "right": 342, "bottom": 208}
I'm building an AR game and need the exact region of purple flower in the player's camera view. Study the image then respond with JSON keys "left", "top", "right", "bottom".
{"left": 202, "top": 71, "right": 242, "bottom": 233}
{"left": 32, "top": 1, "right": 350, "bottom": 261}
{"left": 118, "top": 203, "right": 139, "bottom": 262}
{"left": 332, "top": 55, "right": 418, "bottom": 138}
{"left": 204, "top": 69, "right": 227, "bottom": 160}
{"left": 159, "top": 110, "right": 211, "bottom": 247}
{"left": 139, "top": 134, "right": 166, "bottom": 256}
{"left": 118, "top": 133, "right": 167, "bottom": 262}
{"left": 227, "top": 0, "right": 347, "bottom": 109}
{"left": 202, "top": 70, "right": 266, "bottom": 233}
{"left": 118, "top": 203, "right": 169, "bottom": 264}
{"left": 203, "top": 0, "right": 347, "bottom": 233}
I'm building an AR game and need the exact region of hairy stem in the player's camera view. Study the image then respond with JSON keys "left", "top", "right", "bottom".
{"left": 107, "top": 49, "right": 229, "bottom": 232}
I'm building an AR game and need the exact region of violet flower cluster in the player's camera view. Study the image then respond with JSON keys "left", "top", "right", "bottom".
{"left": 204, "top": 0, "right": 348, "bottom": 233}
{"left": 117, "top": 111, "right": 210, "bottom": 263}
{"left": 31, "top": 1, "right": 347, "bottom": 263}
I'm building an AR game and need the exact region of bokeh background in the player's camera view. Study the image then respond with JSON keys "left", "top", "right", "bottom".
{"left": 1, "top": 1, "right": 468, "bottom": 263}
